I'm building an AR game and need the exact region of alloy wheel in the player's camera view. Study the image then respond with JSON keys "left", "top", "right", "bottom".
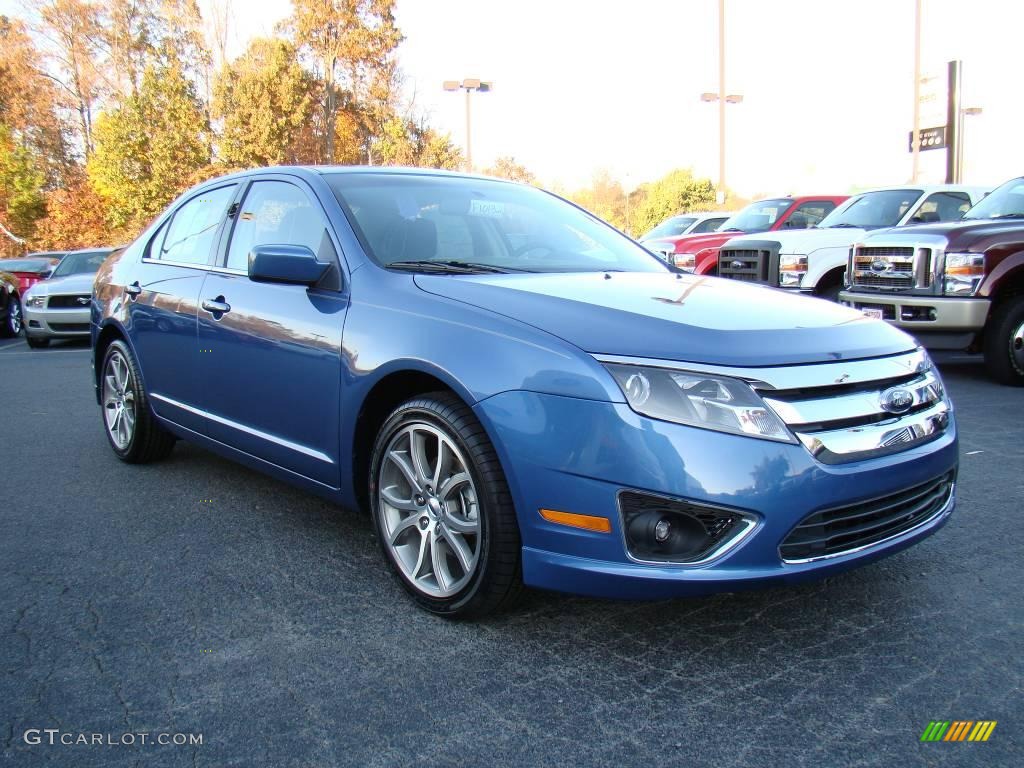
{"left": 378, "top": 423, "right": 482, "bottom": 598}
{"left": 9, "top": 300, "right": 22, "bottom": 335}
{"left": 1012, "top": 320, "right": 1024, "bottom": 372}
{"left": 102, "top": 351, "right": 137, "bottom": 450}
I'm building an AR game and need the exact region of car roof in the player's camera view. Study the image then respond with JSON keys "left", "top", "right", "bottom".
{"left": 854, "top": 184, "right": 991, "bottom": 195}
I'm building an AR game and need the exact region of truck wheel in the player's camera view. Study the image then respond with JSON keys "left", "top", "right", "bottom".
{"left": 983, "top": 296, "right": 1024, "bottom": 386}
{"left": 369, "top": 392, "right": 523, "bottom": 618}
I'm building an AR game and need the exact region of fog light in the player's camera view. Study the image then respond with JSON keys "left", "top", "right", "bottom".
{"left": 626, "top": 509, "right": 708, "bottom": 560}
{"left": 654, "top": 517, "right": 672, "bottom": 542}
{"left": 619, "top": 491, "right": 752, "bottom": 563}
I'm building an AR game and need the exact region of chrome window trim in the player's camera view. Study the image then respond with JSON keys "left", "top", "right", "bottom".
{"left": 781, "top": 481, "right": 955, "bottom": 564}
{"left": 150, "top": 393, "right": 334, "bottom": 464}
{"left": 593, "top": 348, "right": 929, "bottom": 392}
{"left": 614, "top": 489, "right": 760, "bottom": 567}
{"left": 140, "top": 256, "right": 247, "bottom": 276}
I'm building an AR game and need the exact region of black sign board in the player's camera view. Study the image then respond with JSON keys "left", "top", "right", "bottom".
{"left": 909, "top": 126, "right": 947, "bottom": 152}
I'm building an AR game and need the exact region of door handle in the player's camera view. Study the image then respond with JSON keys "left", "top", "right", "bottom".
{"left": 201, "top": 297, "right": 231, "bottom": 314}
{"left": 125, "top": 281, "right": 141, "bottom": 297}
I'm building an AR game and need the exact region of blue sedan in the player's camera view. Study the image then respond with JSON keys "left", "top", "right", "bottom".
{"left": 91, "top": 167, "right": 957, "bottom": 617}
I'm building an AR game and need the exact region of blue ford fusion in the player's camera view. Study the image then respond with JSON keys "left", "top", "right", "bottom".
{"left": 91, "top": 167, "right": 957, "bottom": 617}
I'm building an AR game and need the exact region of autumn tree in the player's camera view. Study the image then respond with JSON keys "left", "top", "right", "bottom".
{"left": 88, "top": 59, "right": 209, "bottom": 229}
{"left": 0, "top": 126, "right": 48, "bottom": 240}
{"left": 213, "top": 37, "right": 314, "bottom": 167}
{"left": 285, "top": 0, "right": 403, "bottom": 163}
{"left": 569, "top": 171, "right": 627, "bottom": 229}
{"left": 33, "top": 172, "right": 110, "bottom": 248}
{"left": 485, "top": 156, "right": 535, "bottom": 184}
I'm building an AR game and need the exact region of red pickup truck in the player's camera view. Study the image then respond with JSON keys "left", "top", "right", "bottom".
{"left": 645, "top": 195, "right": 847, "bottom": 274}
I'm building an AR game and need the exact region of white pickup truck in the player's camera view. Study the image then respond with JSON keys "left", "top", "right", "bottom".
{"left": 715, "top": 185, "right": 990, "bottom": 300}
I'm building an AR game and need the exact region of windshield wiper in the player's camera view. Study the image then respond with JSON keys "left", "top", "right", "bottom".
{"left": 990, "top": 213, "right": 1024, "bottom": 219}
{"left": 720, "top": 227, "right": 745, "bottom": 233}
{"left": 828, "top": 223, "right": 864, "bottom": 228}
{"left": 386, "top": 260, "right": 516, "bottom": 274}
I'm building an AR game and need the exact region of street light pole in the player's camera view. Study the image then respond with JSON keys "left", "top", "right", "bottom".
{"left": 700, "top": 1, "right": 742, "bottom": 204}
{"left": 444, "top": 78, "right": 493, "bottom": 173}
{"left": 911, "top": 0, "right": 922, "bottom": 182}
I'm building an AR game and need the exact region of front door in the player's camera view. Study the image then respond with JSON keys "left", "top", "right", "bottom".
{"left": 130, "top": 183, "right": 239, "bottom": 433}
{"left": 196, "top": 178, "right": 347, "bottom": 487}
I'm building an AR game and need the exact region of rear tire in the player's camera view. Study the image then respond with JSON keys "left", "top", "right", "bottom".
{"left": 369, "top": 392, "right": 523, "bottom": 618}
{"left": 983, "top": 295, "right": 1024, "bottom": 386}
{"left": 100, "top": 340, "right": 177, "bottom": 462}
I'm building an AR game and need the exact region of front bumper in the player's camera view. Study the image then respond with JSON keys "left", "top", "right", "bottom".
{"left": 23, "top": 305, "right": 91, "bottom": 338}
{"left": 474, "top": 390, "right": 958, "bottom": 600}
{"left": 839, "top": 292, "right": 990, "bottom": 331}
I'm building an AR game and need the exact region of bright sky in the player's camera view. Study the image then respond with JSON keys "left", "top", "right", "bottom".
{"left": 6, "top": 0, "right": 1022, "bottom": 197}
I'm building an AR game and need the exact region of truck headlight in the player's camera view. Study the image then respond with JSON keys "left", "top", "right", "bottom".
{"left": 25, "top": 294, "right": 46, "bottom": 309}
{"left": 604, "top": 363, "right": 795, "bottom": 443}
{"left": 778, "top": 255, "right": 807, "bottom": 288}
{"left": 944, "top": 253, "right": 984, "bottom": 296}
{"left": 674, "top": 253, "right": 696, "bottom": 271}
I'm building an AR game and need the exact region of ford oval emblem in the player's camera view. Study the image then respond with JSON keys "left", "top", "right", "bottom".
{"left": 881, "top": 386, "right": 914, "bottom": 414}
{"left": 730, "top": 260, "right": 745, "bottom": 270}
{"left": 870, "top": 258, "right": 888, "bottom": 273}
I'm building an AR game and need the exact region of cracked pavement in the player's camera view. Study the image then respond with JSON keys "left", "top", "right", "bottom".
{"left": 0, "top": 338, "right": 1020, "bottom": 767}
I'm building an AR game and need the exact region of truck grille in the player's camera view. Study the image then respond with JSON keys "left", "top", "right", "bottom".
{"left": 718, "top": 244, "right": 777, "bottom": 283}
{"left": 851, "top": 246, "right": 930, "bottom": 291}
{"left": 779, "top": 471, "right": 954, "bottom": 562}
{"left": 47, "top": 294, "right": 91, "bottom": 309}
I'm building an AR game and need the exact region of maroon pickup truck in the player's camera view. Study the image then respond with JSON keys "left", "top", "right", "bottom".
{"left": 840, "top": 175, "right": 1024, "bottom": 385}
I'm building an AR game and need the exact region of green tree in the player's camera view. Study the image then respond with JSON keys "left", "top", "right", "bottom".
{"left": 213, "top": 38, "right": 315, "bottom": 167}
{"left": 632, "top": 169, "right": 716, "bottom": 236}
{"left": 569, "top": 170, "right": 627, "bottom": 230}
{"left": 0, "top": 125, "right": 48, "bottom": 239}
{"left": 88, "top": 60, "right": 209, "bottom": 229}
{"left": 485, "top": 156, "right": 535, "bottom": 184}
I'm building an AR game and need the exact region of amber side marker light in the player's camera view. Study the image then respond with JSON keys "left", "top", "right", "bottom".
{"left": 539, "top": 508, "right": 612, "bottom": 533}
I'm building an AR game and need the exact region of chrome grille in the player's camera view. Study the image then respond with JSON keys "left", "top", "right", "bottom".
{"left": 719, "top": 248, "right": 769, "bottom": 283}
{"left": 851, "top": 245, "right": 931, "bottom": 290}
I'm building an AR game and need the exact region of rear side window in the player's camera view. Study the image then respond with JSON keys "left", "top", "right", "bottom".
{"left": 786, "top": 201, "right": 837, "bottom": 229}
{"left": 154, "top": 185, "right": 237, "bottom": 265}
{"left": 225, "top": 181, "right": 326, "bottom": 272}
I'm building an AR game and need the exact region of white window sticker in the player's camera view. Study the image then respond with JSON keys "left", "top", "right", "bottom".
{"left": 468, "top": 199, "right": 505, "bottom": 218}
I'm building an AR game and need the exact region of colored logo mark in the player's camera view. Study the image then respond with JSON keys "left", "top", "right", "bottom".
{"left": 920, "top": 720, "right": 997, "bottom": 742}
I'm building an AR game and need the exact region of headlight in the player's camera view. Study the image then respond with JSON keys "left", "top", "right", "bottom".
{"left": 604, "top": 363, "right": 795, "bottom": 443}
{"left": 944, "top": 253, "right": 984, "bottom": 296}
{"left": 778, "top": 254, "right": 807, "bottom": 287}
{"left": 24, "top": 294, "right": 46, "bottom": 308}
{"left": 674, "top": 253, "right": 695, "bottom": 271}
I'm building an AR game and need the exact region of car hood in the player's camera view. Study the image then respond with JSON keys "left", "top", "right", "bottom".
{"left": 25, "top": 272, "right": 95, "bottom": 296}
{"left": 725, "top": 227, "right": 867, "bottom": 254}
{"left": 415, "top": 272, "right": 916, "bottom": 367}
{"left": 651, "top": 231, "right": 747, "bottom": 252}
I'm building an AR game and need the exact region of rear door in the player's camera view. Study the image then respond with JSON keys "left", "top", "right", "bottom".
{"left": 195, "top": 176, "right": 347, "bottom": 486}
{"left": 129, "top": 183, "right": 240, "bottom": 432}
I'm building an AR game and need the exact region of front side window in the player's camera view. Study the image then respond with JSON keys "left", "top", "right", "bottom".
{"left": 911, "top": 191, "right": 971, "bottom": 223}
{"left": 51, "top": 251, "right": 109, "bottom": 278}
{"left": 327, "top": 173, "right": 666, "bottom": 274}
{"left": 226, "top": 181, "right": 327, "bottom": 272}
{"left": 786, "top": 201, "right": 837, "bottom": 229}
{"left": 692, "top": 216, "right": 727, "bottom": 233}
{"left": 818, "top": 189, "right": 923, "bottom": 229}
{"left": 719, "top": 199, "right": 795, "bottom": 233}
{"left": 155, "top": 185, "right": 237, "bottom": 265}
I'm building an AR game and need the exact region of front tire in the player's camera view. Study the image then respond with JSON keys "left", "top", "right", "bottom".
{"left": 100, "top": 340, "right": 176, "bottom": 462}
{"left": 369, "top": 392, "right": 522, "bottom": 618}
{"left": 984, "top": 295, "right": 1024, "bottom": 386}
{"left": 1, "top": 294, "right": 21, "bottom": 337}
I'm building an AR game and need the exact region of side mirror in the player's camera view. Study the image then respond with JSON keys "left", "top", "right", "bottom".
{"left": 248, "top": 244, "right": 330, "bottom": 286}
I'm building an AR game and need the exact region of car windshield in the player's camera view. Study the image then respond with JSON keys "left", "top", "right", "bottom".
{"left": 818, "top": 189, "right": 923, "bottom": 229}
{"left": 718, "top": 199, "right": 794, "bottom": 232}
{"left": 327, "top": 173, "right": 668, "bottom": 273}
{"left": 51, "top": 250, "right": 109, "bottom": 278}
{"left": 642, "top": 216, "right": 697, "bottom": 239}
{"left": 0, "top": 258, "right": 57, "bottom": 274}
{"left": 962, "top": 178, "right": 1024, "bottom": 220}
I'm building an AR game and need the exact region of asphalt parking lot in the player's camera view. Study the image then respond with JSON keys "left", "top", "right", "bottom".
{"left": 1, "top": 336, "right": 1020, "bottom": 767}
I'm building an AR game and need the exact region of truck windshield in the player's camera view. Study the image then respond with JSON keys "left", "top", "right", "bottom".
{"left": 328, "top": 173, "right": 668, "bottom": 274}
{"left": 642, "top": 216, "right": 697, "bottom": 239}
{"left": 718, "top": 199, "right": 794, "bottom": 233}
{"left": 818, "top": 189, "right": 923, "bottom": 229}
{"left": 962, "top": 178, "right": 1024, "bottom": 220}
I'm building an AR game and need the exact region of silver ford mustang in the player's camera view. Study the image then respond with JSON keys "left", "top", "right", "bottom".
{"left": 22, "top": 248, "right": 118, "bottom": 348}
